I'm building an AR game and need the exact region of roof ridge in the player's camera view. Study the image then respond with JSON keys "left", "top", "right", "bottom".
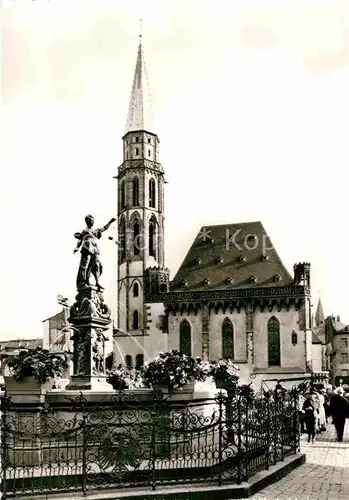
{"left": 199, "top": 220, "right": 262, "bottom": 229}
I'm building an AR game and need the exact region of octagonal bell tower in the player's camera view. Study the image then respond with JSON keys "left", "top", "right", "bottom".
{"left": 115, "top": 36, "right": 167, "bottom": 344}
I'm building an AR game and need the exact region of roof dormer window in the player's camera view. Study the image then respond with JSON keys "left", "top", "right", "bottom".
{"left": 226, "top": 277, "right": 233, "bottom": 284}
{"left": 250, "top": 275, "right": 257, "bottom": 284}
{"left": 194, "top": 257, "right": 201, "bottom": 265}
{"left": 203, "top": 279, "right": 210, "bottom": 286}
{"left": 274, "top": 274, "right": 281, "bottom": 282}
{"left": 216, "top": 256, "right": 223, "bottom": 264}
{"left": 182, "top": 280, "right": 188, "bottom": 288}
{"left": 239, "top": 255, "right": 246, "bottom": 262}
{"left": 246, "top": 234, "right": 256, "bottom": 244}
{"left": 261, "top": 254, "right": 269, "bottom": 261}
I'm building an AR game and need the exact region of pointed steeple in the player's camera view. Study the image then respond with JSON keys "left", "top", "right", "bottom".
{"left": 124, "top": 32, "right": 154, "bottom": 135}
{"left": 315, "top": 298, "right": 325, "bottom": 326}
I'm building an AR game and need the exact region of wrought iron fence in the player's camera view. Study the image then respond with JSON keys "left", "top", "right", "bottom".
{"left": 0, "top": 386, "right": 300, "bottom": 498}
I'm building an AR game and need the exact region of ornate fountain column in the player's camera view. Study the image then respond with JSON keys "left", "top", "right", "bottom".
{"left": 66, "top": 286, "right": 113, "bottom": 391}
{"left": 65, "top": 214, "right": 116, "bottom": 391}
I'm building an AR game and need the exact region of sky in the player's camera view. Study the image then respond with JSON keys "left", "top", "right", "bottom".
{"left": 1, "top": 0, "right": 349, "bottom": 340}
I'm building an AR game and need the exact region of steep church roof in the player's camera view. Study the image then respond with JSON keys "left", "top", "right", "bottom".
{"left": 124, "top": 37, "right": 154, "bottom": 135}
{"left": 312, "top": 331, "right": 323, "bottom": 344}
{"left": 171, "top": 222, "right": 293, "bottom": 291}
{"left": 315, "top": 298, "right": 325, "bottom": 326}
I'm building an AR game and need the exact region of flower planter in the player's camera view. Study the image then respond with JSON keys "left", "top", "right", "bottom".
{"left": 215, "top": 379, "right": 237, "bottom": 394}
{"left": 153, "top": 381, "right": 195, "bottom": 401}
{"left": 109, "top": 381, "right": 127, "bottom": 391}
{"left": 4, "top": 376, "right": 54, "bottom": 403}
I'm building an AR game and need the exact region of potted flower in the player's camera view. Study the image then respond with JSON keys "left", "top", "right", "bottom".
{"left": 209, "top": 359, "right": 239, "bottom": 392}
{"left": 4, "top": 347, "right": 68, "bottom": 402}
{"left": 107, "top": 365, "right": 144, "bottom": 390}
{"left": 141, "top": 350, "right": 207, "bottom": 395}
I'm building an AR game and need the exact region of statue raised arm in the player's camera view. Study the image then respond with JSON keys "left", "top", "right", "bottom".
{"left": 74, "top": 215, "right": 116, "bottom": 290}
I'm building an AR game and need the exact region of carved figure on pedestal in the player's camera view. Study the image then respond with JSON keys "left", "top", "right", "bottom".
{"left": 74, "top": 332, "right": 90, "bottom": 376}
{"left": 92, "top": 330, "right": 107, "bottom": 375}
{"left": 74, "top": 215, "right": 116, "bottom": 291}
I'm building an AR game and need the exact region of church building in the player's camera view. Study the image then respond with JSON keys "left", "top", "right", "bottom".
{"left": 113, "top": 39, "right": 317, "bottom": 388}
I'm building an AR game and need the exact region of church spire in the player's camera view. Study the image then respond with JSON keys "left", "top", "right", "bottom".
{"left": 124, "top": 27, "right": 154, "bottom": 135}
{"left": 315, "top": 298, "right": 325, "bottom": 326}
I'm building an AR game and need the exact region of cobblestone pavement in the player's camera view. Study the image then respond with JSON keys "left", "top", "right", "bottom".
{"left": 246, "top": 419, "right": 349, "bottom": 500}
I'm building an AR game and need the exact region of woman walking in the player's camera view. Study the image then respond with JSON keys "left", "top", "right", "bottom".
{"left": 303, "top": 393, "right": 316, "bottom": 443}
{"left": 318, "top": 390, "right": 327, "bottom": 431}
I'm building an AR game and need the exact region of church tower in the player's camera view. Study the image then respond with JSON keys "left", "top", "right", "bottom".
{"left": 115, "top": 37, "right": 168, "bottom": 355}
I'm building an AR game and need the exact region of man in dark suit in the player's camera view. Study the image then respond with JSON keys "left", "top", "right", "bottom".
{"left": 329, "top": 387, "right": 348, "bottom": 442}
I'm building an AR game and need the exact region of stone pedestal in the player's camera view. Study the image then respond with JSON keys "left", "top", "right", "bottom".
{"left": 66, "top": 286, "right": 113, "bottom": 391}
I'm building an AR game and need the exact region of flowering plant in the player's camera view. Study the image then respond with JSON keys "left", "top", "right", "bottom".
{"left": 208, "top": 359, "right": 239, "bottom": 386}
{"left": 4, "top": 347, "right": 68, "bottom": 384}
{"left": 107, "top": 365, "right": 143, "bottom": 390}
{"left": 141, "top": 350, "right": 208, "bottom": 390}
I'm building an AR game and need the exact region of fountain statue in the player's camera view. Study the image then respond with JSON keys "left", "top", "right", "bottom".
{"left": 66, "top": 215, "right": 116, "bottom": 391}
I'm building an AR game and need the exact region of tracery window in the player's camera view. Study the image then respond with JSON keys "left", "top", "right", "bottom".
{"left": 125, "top": 355, "right": 132, "bottom": 369}
{"left": 135, "top": 354, "right": 144, "bottom": 369}
{"left": 132, "top": 177, "right": 139, "bottom": 206}
{"left": 179, "top": 319, "right": 191, "bottom": 356}
{"left": 222, "top": 318, "right": 234, "bottom": 359}
{"left": 149, "top": 178, "right": 156, "bottom": 208}
{"left": 268, "top": 316, "right": 281, "bottom": 366}
{"left": 133, "top": 218, "right": 140, "bottom": 256}
{"left": 119, "top": 218, "right": 126, "bottom": 260}
{"left": 132, "top": 310, "right": 139, "bottom": 330}
{"left": 149, "top": 217, "right": 156, "bottom": 257}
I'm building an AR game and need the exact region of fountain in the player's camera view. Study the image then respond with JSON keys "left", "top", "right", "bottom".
{"left": 65, "top": 214, "right": 116, "bottom": 391}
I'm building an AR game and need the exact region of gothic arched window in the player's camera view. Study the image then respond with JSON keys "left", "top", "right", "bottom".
{"left": 132, "top": 176, "right": 139, "bottom": 206}
{"left": 149, "top": 217, "right": 156, "bottom": 258}
{"left": 292, "top": 331, "right": 298, "bottom": 345}
{"left": 222, "top": 318, "right": 234, "bottom": 359}
{"left": 149, "top": 178, "right": 156, "bottom": 208}
{"left": 133, "top": 218, "right": 140, "bottom": 256}
{"left": 135, "top": 354, "right": 144, "bottom": 370}
{"left": 268, "top": 316, "right": 281, "bottom": 366}
{"left": 133, "top": 282, "right": 139, "bottom": 297}
{"left": 179, "top": 319, "right": 191, "bottom": 356}
{"left": 119, "top": 218, "right": 126, "bottom": 260}
{"left": 125, "top": 355, "right": 132, "bottom": 369}
{"left": 132, "top": 310, "right": 139, "bottom": 330}
{"left": 120, "top": 180, "right": 126, "bottom": 209}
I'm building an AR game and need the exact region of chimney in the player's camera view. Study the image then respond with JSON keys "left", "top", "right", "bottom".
{"left": 337, "top": 315, "right": 340, "bottom": 322}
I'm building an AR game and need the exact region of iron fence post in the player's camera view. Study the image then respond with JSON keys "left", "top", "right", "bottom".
{"left": 151, "top": 402, "right": 157, "bottom": 491}
{"left": 81, "top": 401, "right": 87, "bottom": 496}
{"left": 273, "top": 393, "right": 278, "bottom": 464}
{"left": 0, "top": 392, "right": 8, "bottom": 500}
{"left": 266, "top": 395, "right": 270, "bottom": 471}
{"left": 244, "top": 397, "right": 249, "bottom": 481}
{"left": 294, "top": 392, "right": 300, "bottom": 453}
{"left": 237, "top": 394, "right": 242, "bottom": 484}
{"left": 280, "top": 393, "right": 284, "bottom": 461}
{"left": 218, "top": 394, "right": 223, "bottom": 486}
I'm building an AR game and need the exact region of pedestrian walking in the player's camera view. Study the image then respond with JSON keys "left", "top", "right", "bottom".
{"left": 302, "top": 393, "right": 316, "bottom": 443}
{"left": 318, "top": 390, "right": 327, "bottom": 431}
{"left": 299, "top": 393, "right": 306, "bottom": 433}
{"left": 329, "top": 386, "right": 349, "bottom": 442}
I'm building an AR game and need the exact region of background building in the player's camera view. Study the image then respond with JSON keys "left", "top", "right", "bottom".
{"left": 113, "top": 39, "right": 326, "bottom": 389}
{"left": 325, "top": 314, "right": 349, "bottom": 385}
